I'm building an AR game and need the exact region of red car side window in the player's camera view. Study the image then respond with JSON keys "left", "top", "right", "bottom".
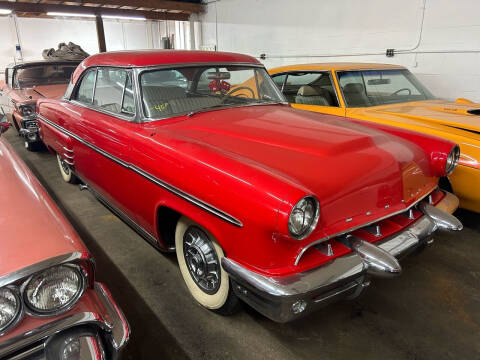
{"left": 74, "top": 69, "right": 96, "bottom": 105}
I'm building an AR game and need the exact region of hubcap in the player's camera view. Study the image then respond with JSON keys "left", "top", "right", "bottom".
{"left": 183, "top": 226, "right": 221, "bottom": 294}
{"left": 60, "top": 158, "right": 70, "bottom": 175}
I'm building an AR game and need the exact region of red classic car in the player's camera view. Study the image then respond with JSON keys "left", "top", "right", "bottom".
{"left": 0, "top": 60, "right": 80, "bottom": 151}
{"left": 0, "top": 119, "right": 129, "bottom": 358}
{"left": 37, "top": 50, "right": 462, "bottom": 323}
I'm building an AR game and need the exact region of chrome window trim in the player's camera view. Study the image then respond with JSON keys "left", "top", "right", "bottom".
{"left": 270, "top": 70, "right": 341, "bottom": 108}
{"left": 68, "top": 66, "right": 137, "bottom": 122}
{"left": 0, "top": 252, "right": 83, "bottom": 289}
{"left": 37, "top": 114, "right": 243, "bottom": 228}
{"left": 68, "top": 98, "right": 137, "bottom": 123}
{"left": 294, "top": 187, "right": 437, "bottom": 265}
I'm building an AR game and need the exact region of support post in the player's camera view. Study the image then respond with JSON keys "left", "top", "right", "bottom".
{"left": 95, "top": 14, "right": 106, "bottom": 53}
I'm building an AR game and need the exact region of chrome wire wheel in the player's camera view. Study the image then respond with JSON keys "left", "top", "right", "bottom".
{"left": 183, "top": 226, "right": 221, "bottom": 295}
{"left": 60, "top": 158, "right": 70, "bottom": 175}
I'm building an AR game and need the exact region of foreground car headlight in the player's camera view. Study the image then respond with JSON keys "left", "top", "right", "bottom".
{"left": 0, "top": 287, "right": 21, "bottom": 333}
{"left": 19, "top": 104, "right": 35, "bottom": 117}
{"left": 24, "top": 265, "right": 85, "bottom": 315}
{"left": 288, "top": 196, "right": 320, "bottom": 240}
{"left": 446, "top": 145, "right": 460, "bottom": 175}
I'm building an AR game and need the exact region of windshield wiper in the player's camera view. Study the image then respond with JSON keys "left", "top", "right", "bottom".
{"left": 187, "top": 100, "right": 284, "bottom": 117}
{"left": 187, "top": 103, "right": 233, "bottom": 117}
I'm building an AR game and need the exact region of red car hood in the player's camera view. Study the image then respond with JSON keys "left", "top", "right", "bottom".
{"left": 0, "top": 137, "right": 88, "bottom": 278}
{"left": 160, "top": 105, "right": 436, "bottom": 235}
{"left": 18, "top": 83, "right": 68, "bottom": 101}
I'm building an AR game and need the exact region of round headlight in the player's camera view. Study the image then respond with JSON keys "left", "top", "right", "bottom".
{"left": 24, "top": 265, "right": 84, "bottom": 315}
{"left": 20, "top": 105, "right": 34, "bottom": 117}
{"left": 0, "top": 287, "right": 21, "bottom": 334}
{"left": 288, "top": 196, "right": 320, "bottom": 240}
{"left": 446, "top": 145, "right": 460, "bottom": 175}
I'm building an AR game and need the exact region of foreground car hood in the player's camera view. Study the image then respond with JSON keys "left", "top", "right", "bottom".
{"left": 362, "top": 99, "right": 480, "bottom": 135}
{"left": 0, "top": 137, "right": 87, "bottom": 278}
{"left": 18, "top": 84, "right": 68, "bottom": 101}
{"left": 158, "top": 105, "right": 436, "bottom": 234}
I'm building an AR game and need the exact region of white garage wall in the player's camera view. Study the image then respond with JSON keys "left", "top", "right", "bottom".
{"left": 0, "top": 15, "right": 191, "bottom": 72}
{"left": 200, "top": 0, "right": 480, "bottom": 102}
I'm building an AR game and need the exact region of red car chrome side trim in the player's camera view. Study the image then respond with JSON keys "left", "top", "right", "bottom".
{"left": 37, "top": 114, "right": 243, "bottom": 228}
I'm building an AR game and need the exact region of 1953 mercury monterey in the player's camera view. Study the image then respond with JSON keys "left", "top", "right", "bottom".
{"left": 37, "top": 50, "right": 463, "bottom": 322}
{"left": 0, "top": 118, "right": 129, "bottom": 358}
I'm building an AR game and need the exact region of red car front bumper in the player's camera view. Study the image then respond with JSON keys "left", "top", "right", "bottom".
{"left": 222, "top": 191, "right": 461, "bottom": 323}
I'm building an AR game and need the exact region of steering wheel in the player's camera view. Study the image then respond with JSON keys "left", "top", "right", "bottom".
{"left": 221, "top": 86, "right": 255, "bottom": 102}
{"left": 391, "top": 88, "right": 411, "bottom": 96}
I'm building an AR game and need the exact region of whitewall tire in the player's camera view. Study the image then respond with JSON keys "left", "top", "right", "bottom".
{"left": 56, "top": 154, "right": 77, "bottom": 184}
{"left": 175, "top": 216, "right": 240, "bottom": 313}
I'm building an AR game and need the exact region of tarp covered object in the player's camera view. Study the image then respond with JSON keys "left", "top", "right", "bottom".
{"left": 42, "top": 42, "right": 90, "bottom": 61}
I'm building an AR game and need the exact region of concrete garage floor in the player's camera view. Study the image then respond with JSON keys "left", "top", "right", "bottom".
{"left": 4, "top": 130, "right": 480, "bottom": 360}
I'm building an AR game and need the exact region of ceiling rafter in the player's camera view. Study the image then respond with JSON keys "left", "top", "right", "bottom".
{"left": 14, "top": 0, "right": 204, "bottom": 14}
{"left": 0, "top": 0, "right": 197, "bottom": 20}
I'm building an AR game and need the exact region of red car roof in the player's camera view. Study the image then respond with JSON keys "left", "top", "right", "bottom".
{"left": 72, "top": 50, "right": 261, "bottom": 83}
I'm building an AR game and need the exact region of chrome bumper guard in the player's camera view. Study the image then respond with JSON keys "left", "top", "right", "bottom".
{"left": 222, "top": 192, "right": 462, "bottom": 323}
{"left": 19, "top": 116, "right": 39, "bottom": 142}
{"left": 0, "top": 283, "right": 129, "bottom": 360}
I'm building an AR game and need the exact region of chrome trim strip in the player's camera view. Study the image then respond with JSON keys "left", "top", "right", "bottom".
{"left": 38, "top": 114, "right": 243, "bottom": 227}
{"left": 62, "top": 146, "right": 73, "bottom": 153}
{"left": 0, "top": 283, "right": 129, "bottom": 358}
{"left": 63, "top": 159, "right": 74, "bottom": 166}
{"left": 7, "top": 343, "right": 44, "bottom": 360}
{"left": 294, "top": 188, "right": 436, "bottom": 265}
{"left": 94, "top": 283, "right": 130, "bottom": 350}
{"left": 0, "top": 252, "right": 83, "bottom": 288}
{"left": 63, "top": 152, "right": 74, "bottom": 159}
{"left": 0, "top": 312, "right": 100, "bottom": 357}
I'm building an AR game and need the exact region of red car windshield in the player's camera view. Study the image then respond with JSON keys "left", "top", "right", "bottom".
{"left": 140, "top": 65, "right": 285, "bottom": 119}
{"left": 14, "top": 64, "right": 78, "bottom": 89}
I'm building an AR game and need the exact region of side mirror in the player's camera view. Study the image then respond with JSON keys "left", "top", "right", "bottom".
{"left": 0, "top": 116, "right": 10, "bottom": 135}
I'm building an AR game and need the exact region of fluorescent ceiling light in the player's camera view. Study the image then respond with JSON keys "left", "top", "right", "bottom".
{"left": 0, "top": 9, "right": 12, "bottom": 15}
{"left": 102, "top": 15, "right": 146, "bottom": 21}
{"left": 47, "top": 12, "right": 95, "bottom": 18}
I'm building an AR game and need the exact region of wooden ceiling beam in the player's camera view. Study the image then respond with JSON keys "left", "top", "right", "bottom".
{"left": 58, "top": 0, "right": 204, "bottom": 13}
{"left": 0, "top": 1, "right": 191, "bottom": 20}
